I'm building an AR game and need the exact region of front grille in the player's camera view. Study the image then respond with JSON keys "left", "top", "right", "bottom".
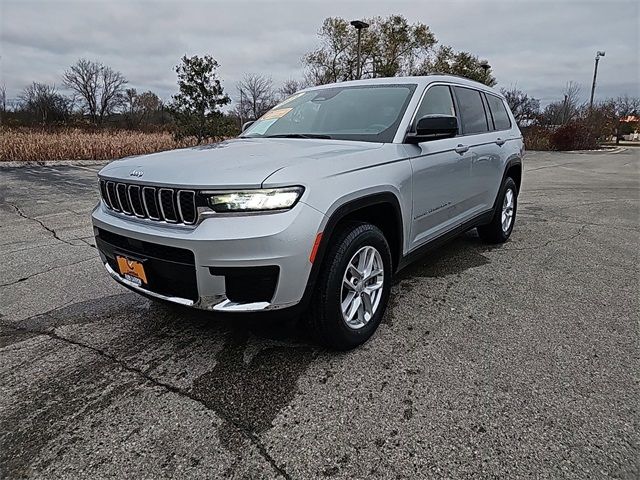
{"left": 99, "top": 180, "right": 197, "bottom": 225}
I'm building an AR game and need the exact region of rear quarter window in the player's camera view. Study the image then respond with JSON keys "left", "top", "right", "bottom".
{"left": 486, "top": 94, "right": 512, "bottom": 131}
{"left": 453, "top": 87, "right": 489, "bottom": 134}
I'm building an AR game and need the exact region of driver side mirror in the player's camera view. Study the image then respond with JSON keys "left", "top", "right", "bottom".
{"left": 405, "top": 115, "right": 458, "bottom": 144}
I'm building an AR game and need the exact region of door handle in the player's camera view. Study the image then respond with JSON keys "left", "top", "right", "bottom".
{"left": 455, "top": 144, "right": 469, "bottom": 154}
{"left": 495, "top": 138, "right": 506, "bottom": 146}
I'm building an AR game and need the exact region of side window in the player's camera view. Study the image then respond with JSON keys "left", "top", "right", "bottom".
{"left": 481, "top": 93, "right": 495, "bottom": 130}
{"left": 413, "top": 85, "right": 455, "bottom": 130}
{"left": 486, "top": 94, "right": 512, "bottom": 131}
{"left": 453, "top": 87, "right": 489, "bottom": 134}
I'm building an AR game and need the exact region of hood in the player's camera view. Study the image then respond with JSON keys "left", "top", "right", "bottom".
{"left": 98, "top": 137, "right": 383, "bottom": 189}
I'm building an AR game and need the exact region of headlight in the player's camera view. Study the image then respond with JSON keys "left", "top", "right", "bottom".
{"left": 206, "top": 186, "right": 304, "bottom": 212}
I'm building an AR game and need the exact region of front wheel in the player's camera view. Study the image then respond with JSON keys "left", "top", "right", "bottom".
{"left": 477, "top": 177, "right": 518, "bottom": 243}
{"left": 309, "top": 222, "right": 392, "bottom": 350}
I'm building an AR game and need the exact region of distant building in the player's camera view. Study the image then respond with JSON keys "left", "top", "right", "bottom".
{"left": 620, "top": 115, "right": 639, "bottom": 141}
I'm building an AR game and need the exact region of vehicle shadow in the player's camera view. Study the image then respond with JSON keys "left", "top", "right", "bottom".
{"left": 13, "top": 228, "right": 501, "bottom": 440}
{"left": 395, "top": 229, "right": 497, "bottom": 282}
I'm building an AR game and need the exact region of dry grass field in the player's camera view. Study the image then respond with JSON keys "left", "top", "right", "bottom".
{"left": 0, "top": 128, "right": 213, "bottom": 162}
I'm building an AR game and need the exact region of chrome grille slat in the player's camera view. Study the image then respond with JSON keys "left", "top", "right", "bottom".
{"left": 99, "top": 180, "right": 111, "bottom": 209}
{"left": 106, "top": 181, "right": 121, "bottom": 211}
{"left": 142, "top": 186, "right": 160, "bottom": 220}
{"left": 158, "top": 188, "right": 178, "bottom": 223}
{"left": 116, "top": 183, "right": 132, "bottom": 215}
{"left": 128, "top": 185, "right": 145, "bottom": 218}
{"left": 100, "top": 181, "right": 197, "bottom": 226}
{"left": 177, "top": 190, "right": 197, "bottom": 225}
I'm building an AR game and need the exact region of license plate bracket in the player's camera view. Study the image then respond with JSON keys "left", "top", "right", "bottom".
{"left": 116, "top": 255, "right": 148, "bottom": 286}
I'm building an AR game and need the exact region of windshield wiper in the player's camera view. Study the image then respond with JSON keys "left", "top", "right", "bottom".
{"left": 265, "top": 133, "right": 332, "bottom": 139}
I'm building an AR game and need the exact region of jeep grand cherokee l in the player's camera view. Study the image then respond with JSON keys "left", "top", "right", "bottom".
{"left": 92, "top": 75, "right": 523, "bottom": 349}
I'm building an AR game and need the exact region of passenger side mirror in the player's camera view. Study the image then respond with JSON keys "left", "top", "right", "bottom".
{"left": 241, "top": 121, "right": 255, "bottom": 132}
{"left": 405, "top": 115, "right": 458, "bottom": 143}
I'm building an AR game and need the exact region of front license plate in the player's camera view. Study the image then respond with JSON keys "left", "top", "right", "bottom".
{"left": 116, "top": 256, "right": 148, "bottom": 285}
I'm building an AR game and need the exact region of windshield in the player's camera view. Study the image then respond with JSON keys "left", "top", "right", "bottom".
{"left": 241, "top": 84, "right": 416, "bottom": 143}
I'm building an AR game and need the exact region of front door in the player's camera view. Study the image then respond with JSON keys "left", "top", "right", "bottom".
{"left": 407, "top": 84, "right": 472, "bottom": 250}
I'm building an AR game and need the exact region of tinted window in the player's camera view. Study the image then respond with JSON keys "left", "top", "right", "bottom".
{"left": 453, "top": 87, "right": 489, "bottom": 134}
{"left": 413, "top": 85, "right": 455, "bottom": 129}
{"left": 486, "top": 94, "right": 512, "bottom": 130}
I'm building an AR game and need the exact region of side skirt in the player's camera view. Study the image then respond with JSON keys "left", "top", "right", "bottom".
{"left": 397, "top": 210, "right": 494, "bottom": 271}
{"left": 282, "top": 208, "right": 495, "bottom": 317}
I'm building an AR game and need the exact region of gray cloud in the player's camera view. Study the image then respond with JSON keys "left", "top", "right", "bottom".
{"left": 1, "top": 0, "right": 638, "bottom": 107}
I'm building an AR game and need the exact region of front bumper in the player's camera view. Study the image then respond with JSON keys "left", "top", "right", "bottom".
{"left": 91, "top": 201, "right": 326, "bottom": 312}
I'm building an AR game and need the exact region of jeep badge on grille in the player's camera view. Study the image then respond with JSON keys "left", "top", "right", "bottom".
{"left": 129, "top": 169, "right": 144, "bottom": 177}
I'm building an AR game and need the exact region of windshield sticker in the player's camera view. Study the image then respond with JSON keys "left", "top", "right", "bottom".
{"left": 248, "top": 118, "right": 277, "bottom": 135}
{"left": 261, "top": 107, "right": 293, "bottom": 120}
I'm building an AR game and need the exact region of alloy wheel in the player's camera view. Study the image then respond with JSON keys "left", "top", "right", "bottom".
{"left": 340, "top": 245, "right": 385, "bottom": 330}
{"left": 502, "top": 188, "right": 515, "bottom": 233}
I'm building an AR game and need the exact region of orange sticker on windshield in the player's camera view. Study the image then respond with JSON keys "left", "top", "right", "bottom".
{"left": 261, "top": 108, "right": 292, "bottom": 120}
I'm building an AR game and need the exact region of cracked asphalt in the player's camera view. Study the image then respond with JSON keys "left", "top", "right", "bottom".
{"left": 1, "top": 150, "right": 639, "bottom": 479}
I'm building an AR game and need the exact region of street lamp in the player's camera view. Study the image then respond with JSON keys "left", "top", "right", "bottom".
{"left": 479, "top": 60, "right": 491, "bottom": 73}
{"left": 350, "top": 20, "right": 369, "bottom": 79}
{"left": 239, "top": 88, "right": 245, "bottom": 126}
{"left": 589, "top": 51, "right": 605, "bottom": 109}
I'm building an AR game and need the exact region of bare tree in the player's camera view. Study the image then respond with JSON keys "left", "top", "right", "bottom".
{"left": 279, "top": 79, "right": 303, "bottom": 99}
{"left": 612, "top": 95, "right": 640, "bottom": 117}
{"left": 63, "top": 59, "right": 127, "bottom": 124}
{"left": 137, "top": 90, "right": 163, "bottom": 126}
{"left": 500, "top": 86, "right": 540, "bottom": 126}
{"left": 236, "top": 74, "right": 276, "bottom": 120}
{"left": 540, "top": 82, "right": 584, "bottom": 126}
{"left": 560, "top": 81, "right": 583, "bottom": 123}
{"left": 121, "top": 88, "right": 142, "bottom": 128}
{"left": 19, "top": 82, "right": 71, "bottom": 124}
{"left": 121, "top": 88, "right": 163, "bottom": 129}
{"left": 0, "top": 84, "right": 6, "bottom": 125}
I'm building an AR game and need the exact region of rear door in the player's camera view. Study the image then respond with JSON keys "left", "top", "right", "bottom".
{"left": 406, "top": 84, "right": 473, "bottom": 250}
{"left": 481, "top": 93, "right": 515, "bottom": 206}
{"left": 452, "top": 86, "right": 500, "bottom": 213}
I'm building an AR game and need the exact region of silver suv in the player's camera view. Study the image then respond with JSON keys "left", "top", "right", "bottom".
{"left": 92, "top": 75, "right": 523, "bottom": 349}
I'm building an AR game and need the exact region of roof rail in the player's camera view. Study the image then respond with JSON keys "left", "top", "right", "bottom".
{"left": 425, "top": 72, "right": 489, "bottom": 83}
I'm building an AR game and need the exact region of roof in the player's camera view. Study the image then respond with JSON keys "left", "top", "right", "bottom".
{"left": 301, "top": 74, "right": 502, "bottom": 98}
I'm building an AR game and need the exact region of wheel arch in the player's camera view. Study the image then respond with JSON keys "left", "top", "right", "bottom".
{"left": 492, "top": 156, "right": 523, "bottom": 213}
{"left": 298, "top": 192, "right": 404, "bottom": 309}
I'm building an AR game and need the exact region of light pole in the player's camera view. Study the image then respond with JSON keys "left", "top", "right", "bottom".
{"left": 350, "top": 20, "right": 369, "bottom": 79}
{"left": 589, "top": 51, "right": 605, "bottom": 109}
{"left": 479, "top": 60, "right": 491, "bottom": 80}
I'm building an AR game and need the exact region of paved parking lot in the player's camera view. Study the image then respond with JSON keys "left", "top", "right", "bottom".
{"left": 1, "top": 149, "right": 638, "bottom": 479}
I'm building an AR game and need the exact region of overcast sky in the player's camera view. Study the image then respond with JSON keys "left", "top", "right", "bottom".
{"left": 1, "top": 0, "right": 638, "bottom": 107}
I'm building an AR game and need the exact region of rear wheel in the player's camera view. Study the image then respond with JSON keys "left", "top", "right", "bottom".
{"left": 309, "top": 222, "right": 392, "bottom": 350}
{"left": 478, "top": 177, "right": 518, "bottom": 243}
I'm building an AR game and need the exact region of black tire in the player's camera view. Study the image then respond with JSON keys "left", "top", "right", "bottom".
{"left": 477, "top": 176, "right": 518, "bottom": 243}
{"left": 309, "top": 222, "right": 392, "bottom": 350}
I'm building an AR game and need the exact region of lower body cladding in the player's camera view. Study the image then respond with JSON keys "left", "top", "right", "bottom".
{"left": 91, "top": 201, "right": 325, "bottom": 312}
